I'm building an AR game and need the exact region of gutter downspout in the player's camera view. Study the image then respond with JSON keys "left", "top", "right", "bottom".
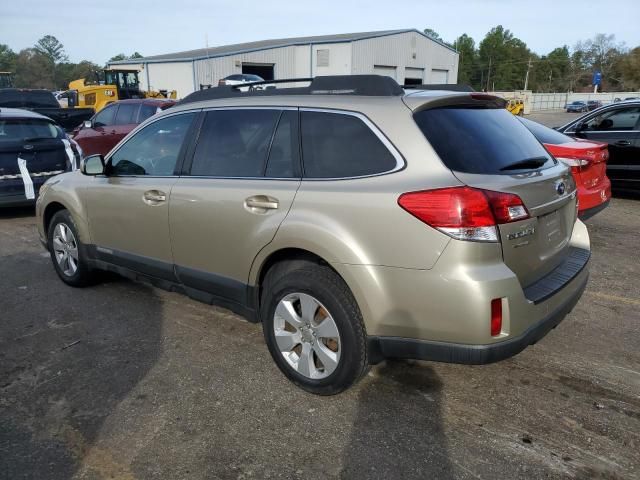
{"left": 145, "top": 63, "right": 150, "bottom": 92}
{"left": 309, "top": 43, "right": 313, "bottom": 77}
{"left": 192, "top": 60, "right": 197, "bottom": 93}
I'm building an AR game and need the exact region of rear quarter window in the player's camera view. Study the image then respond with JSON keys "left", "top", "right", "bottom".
{"left": 414, "top": 107, "right": 555, "bottom": 174}
{"left": 301, "top": 111, "right": 397, "bottom": 178}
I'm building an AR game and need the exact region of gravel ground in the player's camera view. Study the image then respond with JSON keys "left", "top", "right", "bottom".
{"left": 1, "top": 140, "right": 638, "bottom": 479}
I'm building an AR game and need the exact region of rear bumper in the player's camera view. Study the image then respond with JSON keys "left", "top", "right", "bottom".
{"left": 579, "top": 198, "right": 610, "bottom": 220}
{"left": 0, "top": 177, "right": 49, "bottom": 207}
{"left": 368, "top": 270, "right": 588, "bottom": 364}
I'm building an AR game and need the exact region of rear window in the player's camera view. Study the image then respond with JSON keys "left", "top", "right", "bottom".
{"left": 138, "top": 104, "right": 160, "bottom": 122}
{"left": 0, "top": 118, "right": 62, "bottom": 142}
{"left": 114, "top": 103, "right": 138, "bottom": 125}
{"left": 518, "top": 117, "right": 573, "bottom": 145}
{"left": 414, "top": 107, "right": 555, "bottom": 174}
{"left": 301, "top": 111, "right": 397, "bottom": 178}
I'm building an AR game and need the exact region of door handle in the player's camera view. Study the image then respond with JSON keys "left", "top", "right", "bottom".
{"left": 245, "top": 195, "right": 279, "bottom": 212}
{"left": 614, "top": 140, "right": 631, "bottom": 147}
{"left": 143, "top": 190, "right": 166, "bottom": 205}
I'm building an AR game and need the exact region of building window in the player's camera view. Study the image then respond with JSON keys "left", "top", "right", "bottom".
{"left": 316, "top": 49, "right": 330, "bottom": 67}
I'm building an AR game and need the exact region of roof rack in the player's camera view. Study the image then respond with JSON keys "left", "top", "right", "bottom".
{"left": 403, "top": 84, "right": 475, "bottom": 92}
{"left": 179, "top": 75, "right": 405, "bottom": 105}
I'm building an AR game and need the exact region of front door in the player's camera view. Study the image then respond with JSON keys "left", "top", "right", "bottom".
{"left": 82, "top": 111, "right": 197, "bottom": 280}
{"left": 170, "top": 109, "right": 301, "bottom": 305}
{"left": 74, "top": 103, "right": 118, "bottom": 157}
{"left": 575, "top": 105, "right": 640, "bottom": 188}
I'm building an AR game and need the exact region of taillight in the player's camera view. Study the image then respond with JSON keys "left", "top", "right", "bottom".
{"left": 218, "top": 79, "right": 227, "bottom": 86}
{"left": 397, "top": 186, "right": 529, "bottom": 242}
{"left": 491, "top": 298, "right": 503, "bottom": 336}
{"left": 557, "top": 157, "right": 589, "bottom": 175}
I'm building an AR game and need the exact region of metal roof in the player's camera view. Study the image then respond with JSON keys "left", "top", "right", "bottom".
{"left": 109, "top": 29, "right": 457, "bottom": 65}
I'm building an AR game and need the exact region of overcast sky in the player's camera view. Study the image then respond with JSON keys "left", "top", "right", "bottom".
{"left": 1, "top": 0, "right": 638, "bottom": 64}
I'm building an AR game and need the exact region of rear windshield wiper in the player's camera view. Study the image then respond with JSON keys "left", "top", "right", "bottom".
{"left": 500, "top": 157, "right": 548, "bottom": 171}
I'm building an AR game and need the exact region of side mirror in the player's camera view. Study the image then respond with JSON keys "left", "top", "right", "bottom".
{"left": 80, "top": 154, "right": 105, "bottom": 176}
{"left": 83, "top": 120, "right": 92, "bottom": 129}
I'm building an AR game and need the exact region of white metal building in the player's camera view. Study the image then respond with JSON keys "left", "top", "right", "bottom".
{"left": 109, "top": 29, "right": 459, "bottom": 98}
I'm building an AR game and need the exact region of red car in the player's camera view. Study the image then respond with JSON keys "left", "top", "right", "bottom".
{"left": 519, "top": 117, "right": 611, "bottom": 219}
{"left": 72, "top": 99, "right": 175, "bottom": 156}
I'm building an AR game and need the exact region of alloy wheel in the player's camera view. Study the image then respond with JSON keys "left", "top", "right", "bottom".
{"left": 52, "top": 223, "right": 79, "bottom": 277}
{"left": 273, "top": 292, "right": 341, "bottom": 379}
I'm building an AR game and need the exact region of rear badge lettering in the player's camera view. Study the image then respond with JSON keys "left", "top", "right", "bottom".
{"left": 507, "top": 225, "right": 535, "bottom": 242}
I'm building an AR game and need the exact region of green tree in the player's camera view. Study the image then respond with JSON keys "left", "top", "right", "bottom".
{"left": 34, "top": 35, "right": 68, "bottom": 63}
{"left": 108, "top": 52, "right": 144, "bottom": 63}
{"left": 477, "top": 25, "right": 531, "bottom": 90}
{"left": 424, "top": 28, "right": 444, "bottom": 42}
{"left": 614, "top": 46, "right": 640, "bottom": 90}
{"left": 0, "top": 44, "right": 17, "bottom": 72}
{"left": 14, "top": 48, "right": 55, "bottom": 88}
{"left": 452, "top": 34, "right": 476, "bottom": 86}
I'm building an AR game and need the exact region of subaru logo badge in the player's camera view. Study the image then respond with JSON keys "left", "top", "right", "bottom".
{"left": 556, "top": 181, "right": 566, "bottom": 196}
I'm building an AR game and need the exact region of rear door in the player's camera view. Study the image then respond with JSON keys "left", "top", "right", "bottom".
{"left": 414, "top": 105, "right": 577, "bottom": 287}
{"left": 572, "top": 105, "right": 640, "bottom": 187}
{"left": 169, "top": 108, "right": 300, "bottom": 303}
{"left": 112, "top": 102, "right": 140, "bottom": 146}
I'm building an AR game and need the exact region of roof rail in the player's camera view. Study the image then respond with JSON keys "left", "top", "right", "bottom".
{"left": 403, "top": 84, "right": 475, "bottom": 92}
{"left": 179, "top": 75, "right": 405, "bottom": 105}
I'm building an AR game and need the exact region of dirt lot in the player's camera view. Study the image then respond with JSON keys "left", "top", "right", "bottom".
{"left": 1, "top": 114, "right": 639, "bottom": 479}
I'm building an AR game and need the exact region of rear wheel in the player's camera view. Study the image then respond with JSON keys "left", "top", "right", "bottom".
{"left": 261, "top": 261, "right": 368, "bottom": 395}
{"left": 48, "top": 210, "right": 96, "bottom": 287}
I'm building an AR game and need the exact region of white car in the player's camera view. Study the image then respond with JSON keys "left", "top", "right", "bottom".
{"left": 217, "top": 74, "right": 273, "bottom": 91}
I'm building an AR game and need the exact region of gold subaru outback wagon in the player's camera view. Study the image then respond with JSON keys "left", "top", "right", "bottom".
{"left": 36, "top": 76, "right": 590, "bottom": 394}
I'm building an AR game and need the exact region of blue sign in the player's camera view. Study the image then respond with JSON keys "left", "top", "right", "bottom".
{"left": 592, "top": 71, "right": 602, "bottom": 86}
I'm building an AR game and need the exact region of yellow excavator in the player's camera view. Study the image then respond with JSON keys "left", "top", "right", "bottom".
{"left": 506, "top": 99, "right": 525, "bottom": 116}
{"left": 67, "top": 69, "right": 176, "bottom": 112}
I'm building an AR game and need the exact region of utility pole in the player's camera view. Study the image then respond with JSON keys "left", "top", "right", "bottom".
{"left": 524, "top": 57, "right": 532, "bottom": 91}
{"left": 548, "top": 69, "right": 553, "bottom": 92}
{"left": 486, "top": 56, "right": 492, "bottom": 92}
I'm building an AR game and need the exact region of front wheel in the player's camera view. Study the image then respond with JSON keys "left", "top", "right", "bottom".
{"left": 261, "top": 261, "right": 368, "bottom": 395}
{"left": 48, "top": 210, "right": 96, "bottom": 287}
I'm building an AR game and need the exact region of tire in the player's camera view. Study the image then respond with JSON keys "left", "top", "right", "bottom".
{"left": 261, "top": 260, "right": 368, "bottom": 395}
{"left": 47, "top": 210, "right": 96, "bottom": 287}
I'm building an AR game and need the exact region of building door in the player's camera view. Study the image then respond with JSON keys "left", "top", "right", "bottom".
{"left": 373, "top": 65, "right": 397, "bottom": 80}
{"left": 242, "top": 63, "right": 274, "bottom": 80}
{"left": 431, "top": 69, "right": 449, "bottom": 84}
{"left": 404, "top": 67, "right": 424, "bottom": 85}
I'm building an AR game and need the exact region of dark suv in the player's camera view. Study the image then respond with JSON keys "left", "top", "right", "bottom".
{"left": 1, "top": 108, "right": 78, "bottom": 207}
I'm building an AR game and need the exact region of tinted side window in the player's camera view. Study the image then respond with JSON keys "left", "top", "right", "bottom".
{"left": 265, "top": 111, "right": 299, "bottom": 178}
{"left": 584, "top": 107, "right": 640, "bottom": 131}
{"left": 93, "top": 106, "right": 116, "bottom": 127}
{"left": 138, "top": 104, "right": 159, "bottom": 122}
{"left": 301, "top": 111, "right": 397, "bottom": 178}
{"left": 190, "top": 109, "right": 279, "bottom": 177}
{"left": 109, "top": 113, "right": 195, "bottom": 176}
{"left": 114, "top": 103, "right": 138, "bottom": 125}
